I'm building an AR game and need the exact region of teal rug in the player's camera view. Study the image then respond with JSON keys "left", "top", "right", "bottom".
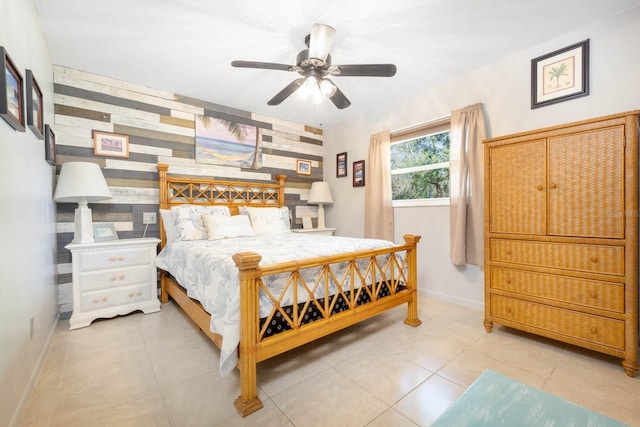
{"left": 431, "top": 369, "right": 628, "bottom": 426}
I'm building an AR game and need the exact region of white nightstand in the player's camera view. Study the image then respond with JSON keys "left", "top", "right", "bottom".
{"left": 291, "top": 227, "right": 336, "bottom": 236}
{"left": 66, "top": 237, "right": 161, "bottom": 330}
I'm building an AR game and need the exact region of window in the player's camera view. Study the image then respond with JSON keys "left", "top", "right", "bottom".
{"left": 390, "top": 118, "right": 451, "bottom": 206}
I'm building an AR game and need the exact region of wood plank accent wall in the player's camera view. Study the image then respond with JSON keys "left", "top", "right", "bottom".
{"left": 53, "top": 66, "right": 324, "bottom": 314}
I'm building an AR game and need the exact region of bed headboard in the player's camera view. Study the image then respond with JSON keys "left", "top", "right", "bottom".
{"left": 157, "top": 163, "right": 286, "bottom": 247}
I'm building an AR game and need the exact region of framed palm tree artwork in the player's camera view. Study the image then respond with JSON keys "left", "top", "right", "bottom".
{"left": 531, "top": 39, "right": 589, "bottom": 109}
{"left": 195, "top": 114, "right": 262, "bottom": 169}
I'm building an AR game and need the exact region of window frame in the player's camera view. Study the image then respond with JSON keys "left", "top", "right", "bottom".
{"left": 390, "top": 116, "right": 451, "bottom": 207}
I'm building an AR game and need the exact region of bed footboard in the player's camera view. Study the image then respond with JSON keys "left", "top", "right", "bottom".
{"left": 232, "top": 234, "right": 421, "bottom": 416}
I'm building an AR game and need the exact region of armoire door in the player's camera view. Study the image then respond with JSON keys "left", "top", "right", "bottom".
{"left": 547, "top": 126, "right": 626, "bottom": 239}
{"left": 489, "top": 139, "right": 546, "bottom": 235}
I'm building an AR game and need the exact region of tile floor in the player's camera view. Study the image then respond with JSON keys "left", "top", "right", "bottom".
{"left": 18, "top": 296, "right": 640, "bottom": 427}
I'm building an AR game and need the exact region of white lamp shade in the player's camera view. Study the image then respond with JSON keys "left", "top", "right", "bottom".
{"left": 309, "top": 23, "right": 335, "bottom": 63}
{"left": 308, "top": 181, "right": 333, "bottom": 204}
{"left": 53, "top": 162, "right": 112, "bottom": 203}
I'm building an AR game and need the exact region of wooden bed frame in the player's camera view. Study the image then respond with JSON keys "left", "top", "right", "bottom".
{"left": 157, "top": 164, "right": 422, "bottom": 416}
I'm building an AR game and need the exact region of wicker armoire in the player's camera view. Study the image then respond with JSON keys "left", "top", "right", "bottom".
{"left": 483, "top": 111, "right": 639, "bottom": 376}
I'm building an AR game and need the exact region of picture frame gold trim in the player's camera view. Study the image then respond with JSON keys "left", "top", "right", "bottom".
{"left": 296, "top": 159, "right": 312, "bottom": 175}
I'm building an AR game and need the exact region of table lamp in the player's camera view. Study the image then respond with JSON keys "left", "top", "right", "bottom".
{"left": 307, "top": 181, "right": 333, "bottom": 229}
{"left": 53, "top": 162, "right": 112, "bottom": 244}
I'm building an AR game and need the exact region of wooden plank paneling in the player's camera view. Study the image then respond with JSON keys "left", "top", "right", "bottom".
{"left": 53, "top": 66, "right": 324, "bottom": 315}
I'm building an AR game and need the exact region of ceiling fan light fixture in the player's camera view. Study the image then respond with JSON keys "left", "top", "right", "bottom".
{"left": 309, "top": 23, "right": 335, "bottom": 64}
{"left": 298, "top": 76, "right": 323, "bottom": 103}
{"left": 319, "top": 78, "right": 337, "bottom": 97}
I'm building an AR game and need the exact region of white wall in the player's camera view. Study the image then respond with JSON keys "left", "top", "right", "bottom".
{"left": 0, "top": 1, "right": 57, "bottom": 426}
{"left": 324, "top": 6, "right": 640, "bottom": 310}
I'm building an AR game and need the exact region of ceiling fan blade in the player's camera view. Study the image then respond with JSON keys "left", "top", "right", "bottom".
{"left": 328, "top": 85, "right": 351, "bottom": 109}
{"left": 267, "top": 78, "right": 306, "bottom": 105}
{"left": 231, "top": 60, "right": 293, "bottom": 72}
{"left": 309, "top": 23, "right": 335, "bottom": 63}
{"left": 334, "top": 64, "right": 397, "bottom": 77}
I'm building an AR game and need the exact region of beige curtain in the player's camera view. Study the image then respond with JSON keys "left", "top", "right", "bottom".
{"left": 450, "top": 103, "right": 486, "bottom": 265}
{"left": 364, "top": 131, "right": 394, "bottom": 241}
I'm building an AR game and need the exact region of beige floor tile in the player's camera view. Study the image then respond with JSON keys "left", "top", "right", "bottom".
{"left": 367, "top": 408, "right": 419, "bottom": 427}
{"left": 334, "top": 346, "right": 433, "bottom": 405}
{"left": 215, "top": 399, "right": 294, "bottom": 427}
{"left": 393, "top": 374, "right": 466, "bottom": 426}
{"left": 271, "top": 368, "right": 387, "bottom": 427}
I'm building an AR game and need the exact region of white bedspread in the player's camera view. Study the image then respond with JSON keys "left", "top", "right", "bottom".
{"left": 156, "top": 232, "right": 395, "bottom": 375}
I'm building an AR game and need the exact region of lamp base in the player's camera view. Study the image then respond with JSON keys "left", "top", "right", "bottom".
{"left": 73, "top": 206, "right": 95, "bottom": 244}
{"left": 317, "top": 203, "right": 326, "bottom": 229}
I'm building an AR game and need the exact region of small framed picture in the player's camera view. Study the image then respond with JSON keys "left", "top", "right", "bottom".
{"left": 302, "top": 216, "right": 313, "bottom": 229}
{"left": 296, "top": 159, "right": 312, "bottom": 175}
{"left": 26, "top": 70, "right": 44, "bottom": 139}
{"left": 0, "top": 46, "right": 25, "bottom": 132}
{"left": 531, "top": 39, "right": 589, "bottom": 109}
{"left": 353, "top": 160, "right": 365, "bottom": 187}
{"left": 93, "top": 223, "right": 119, "bottom": 241}
{"left": 336, "top": 152, "right": 347, "bottom": 177}
{"left": 93, "top": 130, "right": 130, "bottom": 158}
{"left": 44, "top": 124, "right": 56, "bottom": 165}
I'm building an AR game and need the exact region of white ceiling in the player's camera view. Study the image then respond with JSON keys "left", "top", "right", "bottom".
{"left": 34, "top": 0, "right": 639, "bottom": 129}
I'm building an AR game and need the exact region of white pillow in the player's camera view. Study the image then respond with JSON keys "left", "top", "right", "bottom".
{"left": 202, "top": 214, "right": 255, "bottom": 240}
{"left": 239, "top": 206, "right": 291, "bottom": 230}
{"left": 246, "top": 207, "right": 289, "bottom": 235}
{"left": 172, "top": 205, "right": 230, "bottom": 241}
{"left": 159, "top": 209, "right": 176, "bottom": 243}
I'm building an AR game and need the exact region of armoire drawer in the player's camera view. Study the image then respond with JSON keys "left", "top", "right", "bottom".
{"left": 490, "top": 295, "right": 624, "bottom": 350}
{"left": 489, "top": 267, "right": 624, "bottom": 313}
{"left": 490, "top": 239, "right": 624, "bottom": 276}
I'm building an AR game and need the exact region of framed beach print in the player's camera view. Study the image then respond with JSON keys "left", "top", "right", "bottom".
{"left": 296, "top": 159, "right": 312, "bottom": 175}
{"left": 531, "top": 39, "right": 589, "bottom": 109}
{"left": 44, "top": 124, "right": 55, "bottom": 165}
{"left": 93, "top": 130, "right": 130, "bottom": 158}
{"left": 0, "top": 46, "right": 25, "bottom": 131}
{"left": 336, "top": 152, "right": 347, "bottom": 177}
{"left": 26, "top": 70, "right": 44, "bottom": 139}
{"left": 353, "top": 160, "right": 365, "bottom": 187}
{"left": 93, "top": 223, "right": 119, "bottom": 241}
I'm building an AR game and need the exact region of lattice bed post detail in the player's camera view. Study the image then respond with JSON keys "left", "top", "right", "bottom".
{"left": 157, "top": 164, "right": 169, "bottom": 304}
{"left": 402, "top": 234, "right": 422, "bottom": 327}
{"left": 232, "top": 251, "right": 264, "bottom": 417}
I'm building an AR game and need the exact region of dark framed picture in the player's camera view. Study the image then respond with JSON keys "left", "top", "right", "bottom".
{"left": 336, "top": 152, "right": 347, "bottom": 177}
{"left": 26, "top": 70, "right": 44, "bottom": 139}
{"left": 353, "top": 160, "right": 365, "bottom": 187}
{"left": 531, "top": 39, "right": 589, "bottom": 109}
{"left": 44, "top": 124, "right": 55, "bottom": 165}
{"left": 296, "top": 159, "right": 312, "bottom": 175}
{"left": 93, "top": 130, "right": 130, "bottom": 158}
{"left": 0, "top": 46, "right": 25, "bottom": 131}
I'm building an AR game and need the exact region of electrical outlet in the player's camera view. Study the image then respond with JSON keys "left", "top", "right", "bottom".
{"left": 143, "top": 212, "right": 157, "bottom": 225}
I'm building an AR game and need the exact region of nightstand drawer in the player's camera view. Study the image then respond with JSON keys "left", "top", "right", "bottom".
{"left": 80, "top": 288, "right": 119, "bottom": 311}
{"left": 79, "top": 265, "right": 152, "bottom": 292}
{"left": 490, "top": 239, "right": 624, "bottom": 276}
{"left": 489, "top": 267, "right": 624, "bottom": 313}
{"left": 77, "top": 247, "right": 152, "bottom": 271}
{"left": 119, "top": 284, "right": 151, "bottom": 305}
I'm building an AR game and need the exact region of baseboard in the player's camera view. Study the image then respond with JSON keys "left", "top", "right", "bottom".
{"left": 9, "top": 313, "right": 61, "bottom": 427}
{"left": 419, "top": 288, "right": 484, "bottom": 311}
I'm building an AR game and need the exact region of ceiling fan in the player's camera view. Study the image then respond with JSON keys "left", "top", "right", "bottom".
{"left": 231, "top": 23, "right": 397, "bottom": 109}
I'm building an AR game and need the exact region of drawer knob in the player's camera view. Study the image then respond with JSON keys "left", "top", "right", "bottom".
{"left": 590, "top": 256, "right": 599, "bottom": 263}
{"left": 93, "top": 297, "right": 99, "bottom": 303}
{"left": 102, "top": 296, "right": 109, "bottom": 302}
{"left": 110, "top": 256, "right": 117, "bottom": 262}
{"left": 590, "top": 291, "right": 598, "bottom": 299}
{"left": 550, "top": 183, "right": 557, "bottom": 189}
{"left": 591, "top": 327, "right": 598, "bottom": 335}
{"left": 506, "top": 307, "right": 512, "bottom": 314}
{"left": 119, "top": 256, "right": 125, "bottom": 261}
{"left": 536, "top": 185, "right": 544, "bottom": 191}
{"left": 505, "top": 249, "right": 512, "bottom": 255}
{"left": 128, "top": 292, "right": 134, "bottom": 298}
{"left": 110, "top": 276, "right": 117, "bottom": 281}
{"left": 505, "top": 277, "right": 512, "bottom": 284}
{"left": 119, "top": 275, "right": 125, "bottom": 280}
{"left": 136, "top": 291, "right": 142, "bottom": 296}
